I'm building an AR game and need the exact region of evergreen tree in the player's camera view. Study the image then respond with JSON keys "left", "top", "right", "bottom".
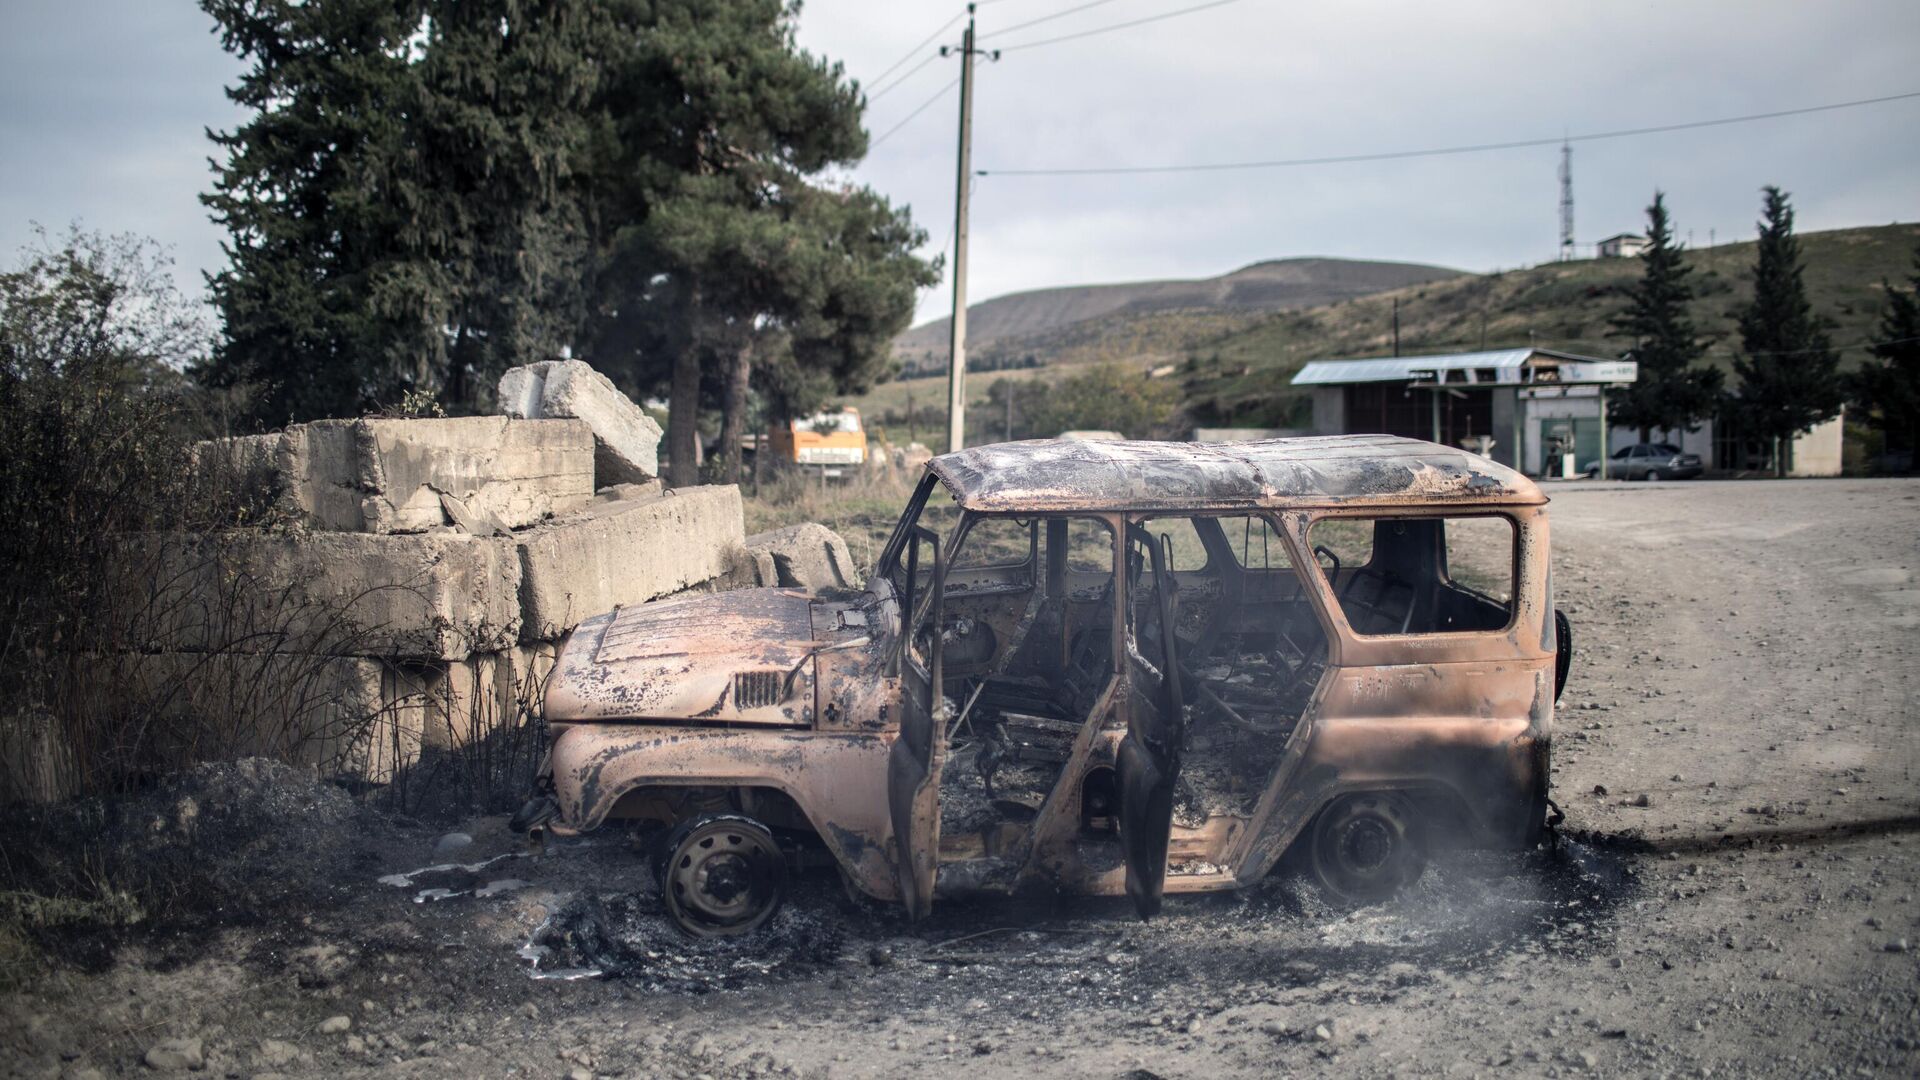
{"left": 580, "top": 0, "right": 935, "bottom": 485}
{"left": 198, "top": 0, "right": 607, "bottom": 422}
{"left": 1730, "top": 186, "right": 1844, "bottom": 475}
{"left": 1608, "top": 192, "right": 1721, "bottom": 440}
{"left": 1849, "top": 244, "right": 1920, "bottom": 463}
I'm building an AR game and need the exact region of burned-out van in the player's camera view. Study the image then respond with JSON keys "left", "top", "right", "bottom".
{"left": 516, "top": 436, "right": 1571, "bottom": 936}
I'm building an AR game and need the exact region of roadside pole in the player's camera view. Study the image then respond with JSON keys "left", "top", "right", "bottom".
{"left": 943, "top": 9, "right": 978, "bottom": 454}
{"left": 1597, "top": 384, "right": 1610, "bottom": 480}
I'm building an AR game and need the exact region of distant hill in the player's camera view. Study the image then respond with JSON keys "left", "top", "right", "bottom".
{"left": 846, "top": 222, "right": 1919, "bottom": 445}
{"left": 894, "top": 256, "right": 1462, "bottom": 361}
{"left": 1177, "top": 222, "right": 1920, "bottom": 428}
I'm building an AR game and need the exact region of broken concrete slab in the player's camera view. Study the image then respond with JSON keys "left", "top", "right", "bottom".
{"left": 120, "top": 651, "right": 429, "bottom": 784}
{"left": 498, "top": 360, "right": 663, "bottom": 484}
{"left": 138, "top": 529, "right": 522, "bottom": 660}
{"left": 516, "top": 485, "right": 744, "bottom": 641}
{"left": 280, "top": 416, "right": 595, "bottom": 533}
{"left": 421, "top": 643, "right": 557, "bottom": 750}
{"left": 192, "top": 417, "right": 594, "bottom": 534}
{"left": 745, "top": 522, "right": 858, "bottom": 589}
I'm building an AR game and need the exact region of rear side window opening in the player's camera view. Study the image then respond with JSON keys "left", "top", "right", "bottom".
{"left": 1308, "top": 514, "right": 1517, "bottom": 636}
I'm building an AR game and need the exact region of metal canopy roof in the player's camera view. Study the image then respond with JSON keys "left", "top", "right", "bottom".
{"left": 928, "top": 434, "right": 1543, "bottom": 513}
{"left": 1292, "top": 347, "right": 1612, "bottom": 386}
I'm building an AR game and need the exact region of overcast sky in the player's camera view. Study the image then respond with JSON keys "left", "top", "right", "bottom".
{"left": 4, "top": 1, "right": 1916, "bottom": 329}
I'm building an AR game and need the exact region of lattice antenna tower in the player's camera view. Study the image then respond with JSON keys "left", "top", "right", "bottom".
{"left": 1558, "top": 141, "right": 1575, "bottom": 261}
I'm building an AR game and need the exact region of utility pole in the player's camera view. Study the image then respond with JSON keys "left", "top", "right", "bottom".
{"left": 940, "top": 6, "right": 997, "bottom": 453}
{"left": 1558, "top": 141, "right": 1575, "bottom": 262}
{"left": 1392, "top": 297, "right": 1401, "bottom": 357}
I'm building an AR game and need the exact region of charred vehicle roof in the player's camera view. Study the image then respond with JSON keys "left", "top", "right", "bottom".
{"left": 927, "top": 434, "right": 1545, "bottom": 513}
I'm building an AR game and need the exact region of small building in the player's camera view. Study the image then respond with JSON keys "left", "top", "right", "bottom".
{"left": 1596, "top": 232, "right": 1650, "bottom": 258}
{"left": 1291, "top": 348, "right": 1638, "bottom": 476}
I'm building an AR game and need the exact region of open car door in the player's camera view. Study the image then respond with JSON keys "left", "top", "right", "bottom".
{"left": 1116, "top": 524, "right": 1186, "bottom": 918}
{"left": 887, "top": 524, "right": 945, "bottom": 919}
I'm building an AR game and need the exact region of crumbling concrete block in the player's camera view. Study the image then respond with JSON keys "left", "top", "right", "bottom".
{"left": 120, "top": 652, "right": 428, "bottom": 784}
{"left": 516, "top": 485, "right": 744, "bottom": 640}
{"left": 191, "top": 417, "right": 594, "bottom": 534}
{"left": 498, "top": 359, "right": 663, "bottom": 484}
{"left": 141, "top": 530, "right": 522, "bottom": 661}
{"left": 421, "top": 643, "right": 557, "bottom": 750}
{"left": 279, "top": 416, "right": 594, "bottom": 533}
{"left": 745, "top": 522, "right": 858, "bottom": 589}
{"left": 190, "top": 433, "right": 283, "bottom": 518}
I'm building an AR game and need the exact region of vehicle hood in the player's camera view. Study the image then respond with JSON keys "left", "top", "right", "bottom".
{"left": 545, "top": 588, "right": 840, "bottom": 725}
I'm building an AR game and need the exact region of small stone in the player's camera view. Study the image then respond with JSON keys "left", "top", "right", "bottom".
{"left": 1592, "top": 785, "right": 1608, "bottom": 797}
{"left": 343, "top": 1035, "right": 367, "bottom": 1055}
{"left": 318, "top": 1015, "right": 352, "bottom": 1035}
{"left": 433, "top": 832, "right": 473, "bottom": 857}
{"left": 1312, "top": 1023, "right": 1334, "bottom": 1043}
{"left": 867, "top": 946, "right": 894, "bottom": 968}
{"left": 1578, "top": 1050, "right": 1599, "bottom": 1069}
{"left": 1629, "top": 793, "right": 1652, "bottom": 808}
{"left": 143, "top": 1037, "right": 204, "bottom": 1071}
{"left": 256, "top": 1040, "right": 301, "bottom": 1068}
{"left": 568, "top": 1070, "right": 594, "bottom": 1080}
{"left": 1887, "top": 938, "right": 1911, "bottom": 953}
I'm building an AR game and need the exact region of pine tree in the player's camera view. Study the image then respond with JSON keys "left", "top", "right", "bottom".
{"left": 1607, "top": 192, "right": 1722, "bottom": 440}
{"left": 198, "top": 0, "right": 612, "bottom": 423}
{"left": 580, "top": 0, "right": 935, "bottom": 486}
{"left": 1730, "top": 186, "right": 1844, "bottom": 475}
{"left": 1849, "top": 244, "right": 1920, "bottom": 464}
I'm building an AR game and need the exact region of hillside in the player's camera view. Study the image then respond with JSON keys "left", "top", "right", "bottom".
{"left": 893, "top": 256, "right": 1462, "bottom": 362}
{"left": 1179, "top": 222, "right": 1920, "bottom": 428}
{"left": 847, "top": 223, "right": 1919, "bottom": 445}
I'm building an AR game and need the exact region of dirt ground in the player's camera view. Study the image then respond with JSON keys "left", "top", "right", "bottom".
{"left": 4, "top": 477, "right": 1917, "bottom": 1079}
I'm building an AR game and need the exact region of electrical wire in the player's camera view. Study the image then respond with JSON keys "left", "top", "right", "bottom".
{"left": 994, "top": 0, "right": 1243, "bottom": 52}
{"left": 867, "top": 52, "right": 942, "bottom": 102}
{"left": 980, "top": 90, "right": 1920, "bottom": 176}
{"left": 865, "top": 11, "right": 965, "bottom": 89}
{"left": 870, "top": 74, "right": 964, "bottom": 150}
{"left": 978, "top": 0, "right": 1128, "bottom": 41}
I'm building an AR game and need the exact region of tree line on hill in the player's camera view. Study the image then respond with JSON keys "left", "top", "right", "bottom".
{"left": 191, "top": 0, "right": 937, "bottom": 486}
{"left": 1597, "top": 186, "right": 1916, "bottom": 473}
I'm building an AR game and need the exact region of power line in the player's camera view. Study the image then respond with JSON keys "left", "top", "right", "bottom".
{"left": 995, "top": 0, "right": 1243, "bottom": 52}
{"left": 1704, "top": 333, "right": 1920, "bottom": 359}
{"left": 865, "top": 12, "right": 965, "bottom": 89}
{"left": 868, "top": 53, "right": 941, "bottom": 102}
{"left": 870, "top": 73, "right": 964, "bottom": 149}
{"left": 980, "top": 90, "right": 1920, "bottom": 176}
{"left": 979, "top": 0, "right": 1127, "bottom": 41}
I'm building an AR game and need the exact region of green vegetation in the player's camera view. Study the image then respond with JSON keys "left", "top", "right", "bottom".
{"left": 1849, "top": 245, "right": 1920, "bottom": 458}
{"left": 197, "top": 0, "right": 934, "bottom": 485}
{"left": 1731, "top": 188, "right": 1845, "bottom": 474}
{"left": 1608, "top": 193, "right": 1722, "bottom": 439}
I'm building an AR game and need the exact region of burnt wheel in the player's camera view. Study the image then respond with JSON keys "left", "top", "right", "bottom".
{"left": 656, "top": 814, "right": 785, "bottom": 937}
{"left": 1307, "top": 792, "right": 1425, "bottom": 905}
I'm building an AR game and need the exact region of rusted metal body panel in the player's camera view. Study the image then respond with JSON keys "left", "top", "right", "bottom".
{"left": 545, "top": 722, "right": 902, "bottom": 901}
{"left": 531, "top": 437, "right": 1562, "bottom": 923}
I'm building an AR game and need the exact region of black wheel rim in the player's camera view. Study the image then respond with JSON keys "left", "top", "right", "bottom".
{"left": 664, "top": 822, "right": 782, "bottom": 935}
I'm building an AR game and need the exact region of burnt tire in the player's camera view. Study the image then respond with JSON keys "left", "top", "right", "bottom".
{"left": 655, "top": 814, "right": 786, "bottom": 937}
{"left": 1307, "top": 792, "right": 1426, "bottom": 905}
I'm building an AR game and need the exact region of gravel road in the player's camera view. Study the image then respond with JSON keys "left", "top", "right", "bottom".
{"left": 4, "top": 478, "right": 1917, "bottom": 1079}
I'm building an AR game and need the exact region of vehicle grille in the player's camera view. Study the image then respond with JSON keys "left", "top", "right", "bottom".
{"left": 734, "top": 670, "right": 785, "bottom": 709}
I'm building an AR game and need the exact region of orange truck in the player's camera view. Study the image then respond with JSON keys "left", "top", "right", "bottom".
{"left": 767, "top": 408, "right": 867, "bottom": 474}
